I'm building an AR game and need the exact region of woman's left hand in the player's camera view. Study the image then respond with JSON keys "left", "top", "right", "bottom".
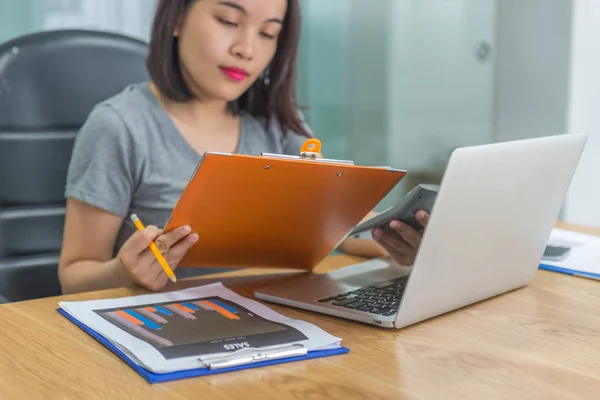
{"left": 372, "top": 211, "right": 429, "bottom": 266}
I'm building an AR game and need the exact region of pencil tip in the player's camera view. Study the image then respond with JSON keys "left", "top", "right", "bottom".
{"left": 170, "top": 276, "right": 177, "bottom": 283}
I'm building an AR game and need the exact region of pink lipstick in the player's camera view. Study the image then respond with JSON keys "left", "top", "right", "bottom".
{"left": 220, "top": 66, "right": 249, "bottom": 82}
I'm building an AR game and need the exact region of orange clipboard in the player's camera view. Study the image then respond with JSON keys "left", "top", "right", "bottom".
{"left": 163, "top": 139, "right": 407, "bottom": 270}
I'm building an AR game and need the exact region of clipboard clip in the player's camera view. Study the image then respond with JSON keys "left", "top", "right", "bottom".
{"left": 261, "top": 138, "right": 355, "bottom": 165}
{"left": 199, "top": 343, "right": 308, "bottom": 370}
{"left": 299, "top": 138, "right": 322, "bottom": 159}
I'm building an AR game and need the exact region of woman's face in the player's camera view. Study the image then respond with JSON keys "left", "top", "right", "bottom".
{"left": 176, "top": 0, "right": 287, "bottom": 102}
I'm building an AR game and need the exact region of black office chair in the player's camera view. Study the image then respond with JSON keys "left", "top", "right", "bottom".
{"left": 0, "top": 30, "right": 149, "bottom": 302}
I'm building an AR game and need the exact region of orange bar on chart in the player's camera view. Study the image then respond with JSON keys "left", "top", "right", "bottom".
{"left": 116, "top": 310, "right": 143, "bottom": 325}
{"left": 145, "top": 307, "right": 156, "bottom": 312}
{"left": 173, "top": 303, "right": 195, "bottom": 313}
{"left": 200, "top": 301, "right": 240, "bottom": 320}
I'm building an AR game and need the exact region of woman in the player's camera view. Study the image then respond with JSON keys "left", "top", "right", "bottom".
{"left": 58, "top": 0, "right": 428, "bottom": 294}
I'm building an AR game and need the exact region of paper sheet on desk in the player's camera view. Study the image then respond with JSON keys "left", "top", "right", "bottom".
{"left": 540, "top": 228, "right": 600, "bottom": 279}
{"left": 58, "top": 283, "right": 342, "bottom": 374}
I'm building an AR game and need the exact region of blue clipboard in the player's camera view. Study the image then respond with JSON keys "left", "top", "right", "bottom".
{"left": 538, "top": 263, "right": 600, "bottom": 281}
{"left": 57, "top": 309, "right": 349, "bottom": 384}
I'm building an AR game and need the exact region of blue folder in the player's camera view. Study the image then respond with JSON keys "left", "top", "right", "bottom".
{"left": 57, "top": 309, "right": 349, "bottom": 384}
{"left": 538, "top": 263, "right": 600, "bottom": 280}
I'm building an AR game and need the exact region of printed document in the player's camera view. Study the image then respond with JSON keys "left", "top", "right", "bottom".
{"left": 59, "top": 283, "right": 342, "bottom": 373}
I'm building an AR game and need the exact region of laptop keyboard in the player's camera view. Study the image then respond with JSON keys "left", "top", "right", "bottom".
{"left": 317, "top": 275, "right": 409, "bottom": 316}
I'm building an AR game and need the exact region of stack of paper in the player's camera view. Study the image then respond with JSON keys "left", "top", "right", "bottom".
{"left": 58, "top": 282, "right": 344, "bottom": 375}
{"left": 539, "top": 228, "right": 600, "bottom": 280}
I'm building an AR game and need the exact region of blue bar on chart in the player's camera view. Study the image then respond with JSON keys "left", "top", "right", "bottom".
{"left": 182, "top": 302, "right": 199, "bottom": 311}
{"left": 106, "top": 312, "right": 173, "bottom": 347}
{"left": 209, "top": 300, "right": 238, "bottom": 314}
{"left": 124, "top": 310, "right": 161, "bottom": 330}
{"left": 136, "top": 308, "right": 168, "bottom": 324}
{"left": 154, "top": 306, "right": 174, "bottom": 316}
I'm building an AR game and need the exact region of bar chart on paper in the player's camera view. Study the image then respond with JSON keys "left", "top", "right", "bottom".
{"left": 95, "top": 297, "right": 308, "bottom": 359}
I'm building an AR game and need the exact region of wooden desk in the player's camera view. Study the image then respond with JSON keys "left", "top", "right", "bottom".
{"left": 1, "top": 223, "right": 599, "bottom": 399}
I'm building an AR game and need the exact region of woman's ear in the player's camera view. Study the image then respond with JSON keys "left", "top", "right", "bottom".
{"left": 173, "top": 11, "right": 185, "bottom": 37}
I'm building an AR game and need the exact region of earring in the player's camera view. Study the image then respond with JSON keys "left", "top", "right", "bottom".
{"left": 262, "top": 67, "right": 271, "bottom": 85}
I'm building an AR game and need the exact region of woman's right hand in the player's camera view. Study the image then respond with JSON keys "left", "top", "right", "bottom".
{"left": 116, "top": 225, "right": 199, "bottom": 291}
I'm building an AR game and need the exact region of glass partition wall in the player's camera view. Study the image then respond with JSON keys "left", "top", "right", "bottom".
{"left": 297, "top": 0, "right": 498, "bottom": 210}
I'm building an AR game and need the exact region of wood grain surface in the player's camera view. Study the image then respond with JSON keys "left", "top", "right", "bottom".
{"left": 0, "top": 222, "right": 598, "bottom": 399}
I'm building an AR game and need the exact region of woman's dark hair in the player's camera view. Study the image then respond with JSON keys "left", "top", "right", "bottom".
{"left": 146, "top": 0, "right": 311, "bottom": 138}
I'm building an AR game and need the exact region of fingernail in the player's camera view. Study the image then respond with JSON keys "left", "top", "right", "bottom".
{"left": 372, "top": 229, "right": 382, "bottom": 239}
{"left": 188, "top": 233, "right": 199, "bottom": 243}
{"left": 391, "top": 221, "right": 401, "bottom": 229}
{"left": 180, "top": 225, "right": 192, "bottom": 234}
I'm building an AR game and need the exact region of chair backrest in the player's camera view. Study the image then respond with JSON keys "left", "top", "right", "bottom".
{"left": 0, "top": 29, "right": 149, "bottom": 302}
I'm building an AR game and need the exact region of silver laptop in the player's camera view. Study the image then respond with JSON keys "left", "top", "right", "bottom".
{"left": 254, "top": 133, "right": 588, "bottom": 329}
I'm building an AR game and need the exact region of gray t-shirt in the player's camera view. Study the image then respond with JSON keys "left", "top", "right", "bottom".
{"left": 65, "top": 82, "right": 311, "bottom": 264}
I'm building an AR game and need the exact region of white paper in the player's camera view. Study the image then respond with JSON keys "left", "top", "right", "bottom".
{"left": 59, "top": 282, "right": 342, "bottom": 374}
{"left": 542, "top": 228, "right": 600, "bottom": 276}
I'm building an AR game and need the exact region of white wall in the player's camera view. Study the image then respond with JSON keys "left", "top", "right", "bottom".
{"left": 495, "top": 0, "right": 600, "bottom": 227}
{"left": 563, "top": 0, "right": 600, "bottom": 227}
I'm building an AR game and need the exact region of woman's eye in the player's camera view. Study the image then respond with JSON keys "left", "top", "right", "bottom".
{"left": 217, "top": 17, "right": 237, "bottom": 27}
{"left": 260, "top": 32, "right": 276, "bottom": 40}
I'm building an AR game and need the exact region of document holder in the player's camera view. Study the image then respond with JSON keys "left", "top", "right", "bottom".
{"left": 58, "top": 309, "right": 349, "bottom": 384}
{"left": 164, "top": 139, "right": 407, "bottom": 270}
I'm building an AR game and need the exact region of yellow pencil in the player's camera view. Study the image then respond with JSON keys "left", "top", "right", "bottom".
{"left": 130, "top": 214, "right": 177, "bottom": 283}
